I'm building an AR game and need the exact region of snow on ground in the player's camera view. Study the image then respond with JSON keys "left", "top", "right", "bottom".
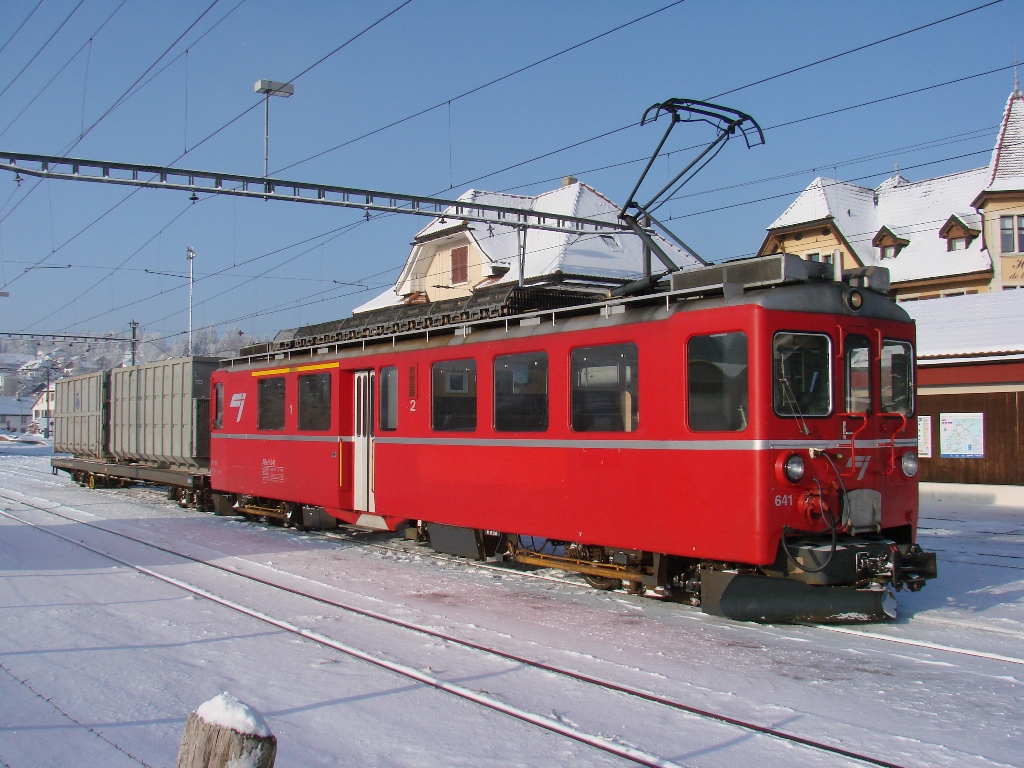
{"left": 1, "top": 447, "right": 1022, "bottom": 767}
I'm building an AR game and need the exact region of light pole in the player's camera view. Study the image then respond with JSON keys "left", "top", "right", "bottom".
{"left": 186, "top": 246, "right": 195, "bottom": 356}
{"left": 254, "top": 79, "right": 294, "bottom": 178}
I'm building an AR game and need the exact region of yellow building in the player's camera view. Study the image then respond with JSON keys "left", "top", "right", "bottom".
{"left": 759, "top": 86, "right": 1024, "bottom": 300}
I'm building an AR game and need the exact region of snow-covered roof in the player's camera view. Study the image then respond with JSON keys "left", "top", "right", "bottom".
{"left": 903, "top": 289, "right": 1024, "bottom": 359}
{"left": 985, "top": 88, "right": 1024, "bottom": 192}
{"left": 0, "top": 396, "right": 32, "bottom": 416}
{"left": 355, "top": 182, "right": 701, "bottom": 313}
{"left": 766, "top": 87, "right": 1024, "bottom": 287}
{"left": 767, "top": 168, "right": 992, "bottom": 285}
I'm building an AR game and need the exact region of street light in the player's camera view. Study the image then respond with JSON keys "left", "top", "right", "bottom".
{"left": 254, "top": 79, "right": 294, "bottom": 178}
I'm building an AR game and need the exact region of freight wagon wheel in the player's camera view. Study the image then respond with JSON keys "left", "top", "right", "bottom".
{"left": 566, "top": 543, "right": 623, "bottom": 591}
{"left": 87, "top": 474, "right": 95, "bottom": 490}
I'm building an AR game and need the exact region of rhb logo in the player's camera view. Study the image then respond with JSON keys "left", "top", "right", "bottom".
{"left": 230, "top": 393, "right": 246, "bottom": 422}
{"left": 846, "top": 455, "right": 871, "bottom": 481}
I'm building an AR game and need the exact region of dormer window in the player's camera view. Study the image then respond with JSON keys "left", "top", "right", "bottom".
{"left": 872, "top": 225, "right": 909, "bottom": 260}
{"left": 941, "top": 214, "right": 980, "bottom": 253}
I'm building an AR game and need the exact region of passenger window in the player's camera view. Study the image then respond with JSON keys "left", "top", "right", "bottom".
{"left": 571, "top": 343, "right": 639, "bottom": 432}
{"left": 881, "top": 340, "right": 914, "bottom": 416}
{"left": 298, "top": 372, "right": 331, "bottom": 430}
{"left": 773, "top": 333, "right": 832, "bottom": 417}
{"left": 494, "top": 352, "right": 548, "bottom": 432}
{"left": 257, "top": 377, "right": 285, "bottom": 430}
{"left": 213, "top": 383, "right": 224, "bottom": 429}
{"left": 380, "top": 366, "right": 398, "bottom": 431}
{"left": 687, "top": 333, "right": 748, "bottom": 431}
{"left": 845, "top": 335, "right": 872, "bottom": 413}
{"left": 432, "top": 359, "right": 477, "bottom": 431}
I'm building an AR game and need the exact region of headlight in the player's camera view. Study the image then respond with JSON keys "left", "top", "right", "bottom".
{"left": 901, "top": 451, "right": 919, "bottom": 478}
{"left": 784, "top": 454, "right": 805, "bottom": 483}
{"left": 844, "top": 288, "right": 864, "bottom": 311}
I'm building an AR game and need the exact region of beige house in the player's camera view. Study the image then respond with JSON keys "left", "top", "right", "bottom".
{"left": 759, "top": 85, "right": 1024, "bottom": 300}
{"left": 355, "top": 179, "right": 700, "bottom": 313}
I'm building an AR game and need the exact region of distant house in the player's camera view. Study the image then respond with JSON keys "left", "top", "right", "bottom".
{"left": 758, "top": 85, "right": 1024, "bottom": 300}
{"left": 31, "top": 385, "right": 55, "bottom": 422}
{"left": 0, "top": 396, "right": 33, "bottom": 432}
{"left": 354, "top": 178, "right": 702, "bottom": 313}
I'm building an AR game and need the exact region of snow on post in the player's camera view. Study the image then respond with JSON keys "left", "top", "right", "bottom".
{"left": 175, "top": 692, "right": 277, "bottom": 768}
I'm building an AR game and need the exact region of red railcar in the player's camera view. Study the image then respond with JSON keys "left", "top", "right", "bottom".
{"left": 210, "top": 257, "right": 936, "bottom": 622}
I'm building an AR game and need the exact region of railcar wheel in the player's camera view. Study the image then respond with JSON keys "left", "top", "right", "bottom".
{"left": 566, "top": 543, "right": 623, "bottom": 591}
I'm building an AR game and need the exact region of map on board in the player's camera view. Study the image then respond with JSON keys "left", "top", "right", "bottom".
{"left": 939, "top": 413, "right": 984, "bottom": 458}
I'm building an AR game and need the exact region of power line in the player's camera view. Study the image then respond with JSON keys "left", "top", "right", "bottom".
{"left": 272, "top": 0, "right": 689, "bottom": 176}
{"left": 0, "top": 0, "right": 45, "bottom": 58}
{"left": 708, "top": 0, "right": 1006, "bottom": 100}
{"left": 0, "top": 0, "right": 130, "bottom": 141}
{"left": 428, "top": 2, "right": 1010, "bottom": 195}
{"left": 0, "top": 0, "right": 85, "bottom": 102}
{"left": 175, "top": 0, "right": 416, "bottom": 164}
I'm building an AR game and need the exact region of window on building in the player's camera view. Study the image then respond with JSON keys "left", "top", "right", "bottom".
{"left": 1001, "top": 216, "right": 1015, "bottom": 252}
{"left": 845, "top": 335, "right": 872, "bottom": 414}
{"left": 881, "top": 340, "right": 914, "bottom": 416}
{"left": 1018, "top": 216, "right": 1024, "bottom": 253}
{"left": 881, "top": 245, "right": 899, "bottom": 259}
{"left": 298, "top": 372, "right": 331, "bottom": 430}
{"left": 380, "top": 366, "right": 398, "bottom": 431}
{"left": 432, "top": 359, "right": 476, "bottom": 431}
{"left": 214, "top": 383, "right": 224, "bottom": 429}
{"left": 571, "top": 343, "right": 639, "bottom": 432}
{"left": 947, "top": 237, "right": 967, "bottom": 251}
{"left": 806, "top": 252, "right": 820, "bottom": 262}
{"left": 451, "top": 246, "right": 469, "bottom": 285}
{"left": 773, "top": 333, "right": 832, "bottom": 417}
{"left": 687, "top": 333, "right": 748, "bottom": 432}
{"left": 494, "top": 352, "right": 548, "bottom": 432}
{"left": 257, "top": 377, "right": 285, "bottom": 430}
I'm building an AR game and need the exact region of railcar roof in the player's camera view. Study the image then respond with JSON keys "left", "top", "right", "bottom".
{"left": 223, "top": 282, "right": 910, "bottom": 371}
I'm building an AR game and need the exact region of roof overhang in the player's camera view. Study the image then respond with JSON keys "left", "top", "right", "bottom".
{"left": 871, "top": 225, "right": 910, "bottom": 248}
{"left": 971, "top": 188, "right": 1023, "bottom": 208}
{"left": 413, "top": 221, "right": 471, "bottom": 244}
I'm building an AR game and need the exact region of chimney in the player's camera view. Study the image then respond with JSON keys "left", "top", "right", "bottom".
{"left": 561, "top": 176, "right": 578, "bottom": 187}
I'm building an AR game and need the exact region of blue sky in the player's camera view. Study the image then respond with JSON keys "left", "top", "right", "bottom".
{"left": 0, "top": 0, "right": 1021, "bottom": 342}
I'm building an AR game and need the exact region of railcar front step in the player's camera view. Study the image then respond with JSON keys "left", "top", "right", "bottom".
{"left": 700, "top": 568, "right": 898, "bottom": 624}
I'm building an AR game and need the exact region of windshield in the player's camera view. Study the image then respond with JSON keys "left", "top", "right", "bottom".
{"left": 881, "top": 339, "right": 914, "bottom": 416}
{"left": 773, "top": 332, "right": 832, "bottom": 417}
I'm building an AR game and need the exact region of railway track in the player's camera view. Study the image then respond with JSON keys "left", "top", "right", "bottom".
{"left": 4, "top": 465, "right": 1024, "bottom": 653}
{"left": 0, "top": 489, "right": 911, "bottom": 768}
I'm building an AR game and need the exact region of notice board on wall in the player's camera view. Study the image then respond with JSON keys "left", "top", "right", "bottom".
{"left": 939, "top": 412, "right": 984, "bottom": 458}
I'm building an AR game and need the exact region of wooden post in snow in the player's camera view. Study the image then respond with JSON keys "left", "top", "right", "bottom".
{"left": 175, "top": 692, "right": 277, "bottom": 768}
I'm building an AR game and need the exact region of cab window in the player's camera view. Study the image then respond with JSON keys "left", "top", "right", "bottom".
{"left": 881, "top": 340, "right": 914, "bottom": 416}
{"left": 845, "top": 335, "right": 872, "bottom": 414}
{"left": 773, "top": 332, "right": 831, "bottom": 417}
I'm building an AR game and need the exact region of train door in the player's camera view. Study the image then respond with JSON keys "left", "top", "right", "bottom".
{"left": 841, "top": 329, "right": 878, "bottom": 478}
{"left": 353, "top": 370, "right": 375, "bottom": 513}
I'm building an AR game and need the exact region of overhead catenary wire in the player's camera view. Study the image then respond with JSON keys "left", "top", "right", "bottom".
{"left": 0, "top": 0, "right": 86, "bottom": 103}
{"left": 0, "top": 0, "right": 130, "bottom": 141}
{"left": 271, "top": 0, "right": 689, "bottom": 176}
{"left": 16, "top": 5, "right": 1013, "bottom": 335}
{"left": 4, "top": 0, "right": 411, "bottom": 303}
{"left": 0, "top": 0, "right": 45, "bottom": 58}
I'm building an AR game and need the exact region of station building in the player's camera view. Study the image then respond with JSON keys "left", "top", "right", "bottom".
{"left": 758, "top": 85, "right": 1024, "bottom": 300}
